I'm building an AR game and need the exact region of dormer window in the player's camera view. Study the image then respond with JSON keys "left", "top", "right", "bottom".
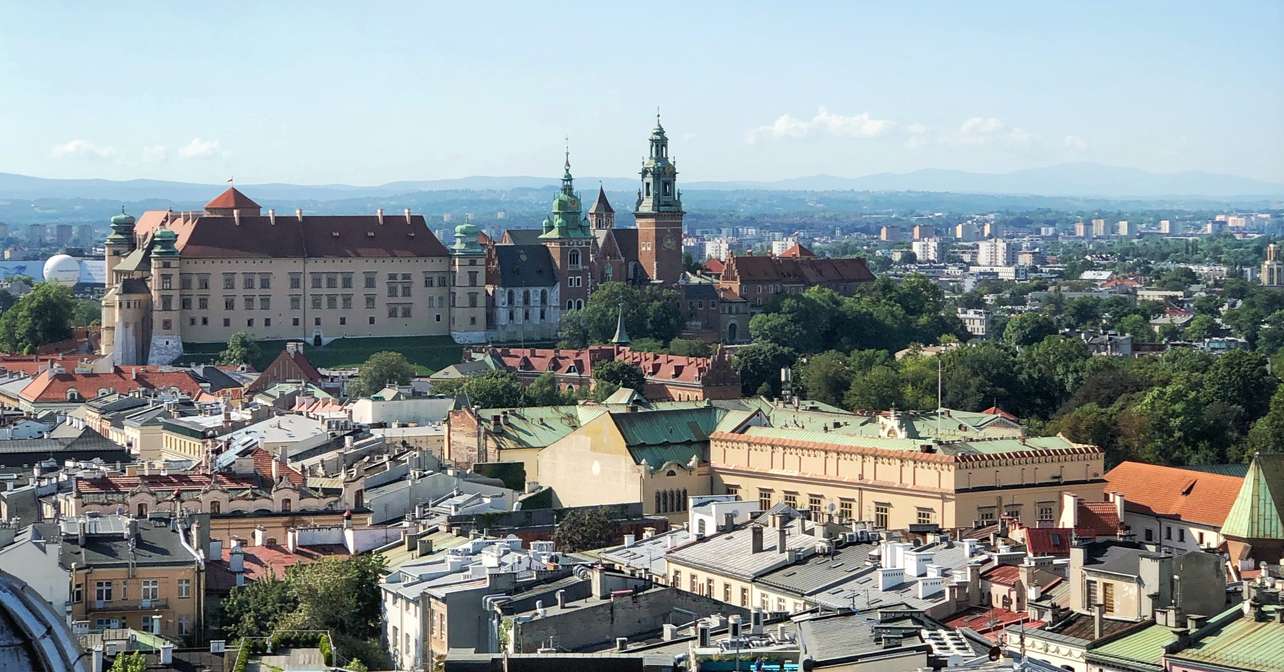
{"left": 66, "top": 389, "right": 81, "bottom": 401}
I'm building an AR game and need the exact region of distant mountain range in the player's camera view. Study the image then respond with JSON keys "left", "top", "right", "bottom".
{"left": 0, "top": 162, "right": 1280, "bottom": 202}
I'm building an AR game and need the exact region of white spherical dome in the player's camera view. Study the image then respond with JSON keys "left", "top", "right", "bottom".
{"left": 43, "top": 254, "right": 82, "bottom": 287}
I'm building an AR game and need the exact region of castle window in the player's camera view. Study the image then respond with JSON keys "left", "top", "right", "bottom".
{"left": 260, "top": 296, "right": 271, "bottom": 310}
{"left": 540, "top": 289, "right": 548, "bottom": 305}
{"left": 341, "top": 273, "right": 353, "bottom": 289}
{"left": 311, "top": 274, "right": 323, "bottom": 289}
{"left": 567, "top": 300, "right": 574, "bottom": 310}
{"left": 338, "top": 317, "right": 345, "bottom": 325}
{"left": 568, "top": 249, "right": 581, "bottom": 267}
{"left": 312, "top": 295, "right": 322, "bottom": 310}
{"left": 202, "top": 317, "right": 208, "bottom": 326}
{"left": 326, "top": 295, "right": 337, "bottom": 310}
{"left": 400, "top": 305, "right": 411, "bottom": 318}
{"left": 293, "top": 318, "right": 300, "bottom": 326}
{"left": 243, "top": 296, "right": 254, "bottom": 311}
{"left": 423, "top": 273, "right": 433, "bottom": 288}
{"left": 387, "top": 285, "right": 397, "bottom": 298}
{"left": 388, "top": 306, "right": 397, "bottom": 318}
{"left": 575, "top": 299, "right": 584, "bottom": 310}
{"left": 290, "top": 296, "right": 301, "bottom": 311}
{"left": 259, "top": 274, "right": 271, "bottom": 289}
{"left": 242, "top": 273, "right": 255, "bottom": 290}
{"left": 198, "top": 275, "right": 210, "bottom": 290}
{"left": 467, "top": 293, "right": 478, "bottom": 308}
{"left": 246, "top": 318, "right": 254, "bottom": 327}
{"left": 370, "top": 316, "right": 375, "bottom": 325}
{"left": 180, "top": 275, "right": 192, "bottom": 290}
{"left": 66, "top": 389, "right": 80, "bottom": 401}
{"left": 539, "top": 308, "right": 546, "bottom": 321}
{"left": 468, "top": 271, "right": 479, "bottom": 286}
{"left": 508, "top": 309, "right": 514, "bottom": 322}
{"left": 181, "top": 297, "right": 191, "bottom": 310}
{"left": 365, "top": 295, "right": 376, "bottom": 309}
{"left": 523, "top": 290, "right": 530, "bottom": 306}
{"left": 223, "top": 318, "right": 230, "bottom": 327}
{"left": 645, "top": 183, "right": 651, "bottom": 197}
{"left": 264, "top": 318, "right": 271, "bottom": 327}
{"left": 507, "top": 290, "right": 514, "bottom": 306}
{"left": 289, "top": 273, "right": 301, "bottom": 290}
{"left": 162, "top": 318, "right": 172, "bottom": 330}
{"left": 160, "top": 296, "right": 173, "bottom": 311}
{"left": 364, "top": 272, "right": 376, "bottom": 289}
{"left": 341, "top": 295, "right": 352, "bottom": 310}
{"left": 315, "top": 317, "right": 321, "bottom": 326}
{"left": 223, "top": 274, "right": 235, "bottom": 290}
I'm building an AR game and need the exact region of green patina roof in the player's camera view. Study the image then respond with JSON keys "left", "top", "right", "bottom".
{"left": 737, "top": 425, "right": 1076, "bottom": 457}
{"left": 1089, "top": 623, "right": 1178, "bottom": 670}
{"left": 1221, "top": 452, "right": 1284, "bottom": 541}
{"left": 113, "top": 245, "right": 148, "bottom": 273}
{"left": 480, "top": 405, "right": 586, "bottom": 450}
{"left": 151, "top": 228, "right": 179, "bottom": 257}
{"left": 1169, "top": 605, "right": 1284, "bottom": 672}
{"left": 609, "top": 406, "right": 725, "bottom": 466}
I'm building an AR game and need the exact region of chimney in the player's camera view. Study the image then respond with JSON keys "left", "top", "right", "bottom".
{"left": 376, "top": 208, "right": 384, "bottom": 225}
{"left": 77, "top": 520, "right": 86, "bottom": 546}
{"left": 723, "top": 512, "right": 736, "bottom": 532}
{"left": 229, "top": 546, "right": 244, "bottom": 572}
{"left": 92, "top": 646, "right": 103, "bottom": 672}
{"left": 642, "top": 527, "right": 656, "bottom": 539}
{"left": 123, "top": 517, "right": 137, "bottom": 541}
{"left": 295, "top": 208, "right": 303, "bottom": 222}
{"left": 404, "top": 208, "right": 412, "bottom": 225}
{"left": 662, "top": 624, "right": 678, "bottom": 641}
{"left": 556, "top": 589, "right": 567, "bottom": 608}
{"left": 535, "top": 600, "right": 545, "bottom": 618}
{"left": 1093, "top": 602, "right": 1105, "bottom": 640}
{"left": 696, "top": 624, "right": 710, "bottom": 647}
{"left": 777, "top": 525, "right": 788, "bottom": 554}
{"left": 233, "top": 210, "right": 241, "bottom": 226}
{"left": 615, "top": 637, "right": 628, "bottom": 651}
{"left": 623, "top": 533, "right": 636, "bottom": 546}
{"left": 268, "top": 208, "right": 276, "bottom": 225}
{"left": 252, "top": 525, "right": 266, "bottom": 547}
{"left": 751, "top": 609, "right": 764, "bottom": 634}
{"left": 287, "top": 528, "right": 298, "bottom": 553}
{"left": 751, "top": 525, "right": 764, "bottom": 553}
{"left": 1113, "top": 492, "right": 1126, "bottom": 524}
{"left": 209, "top": 538, "right": 222, "bottom": 559}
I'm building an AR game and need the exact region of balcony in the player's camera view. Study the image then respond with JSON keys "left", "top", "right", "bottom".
{"left": 90, "top": 599, "right": 167, "bottom": 611}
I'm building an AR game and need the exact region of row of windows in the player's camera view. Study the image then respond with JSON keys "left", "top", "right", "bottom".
{"left": 655, "top": 489, "right": 688, "bottom": 514}
{"left": 199, "top": 271, "right": 452, "bottom": 291}
{"left": 503, "top": 289, "right": 551, "bottom": 306}
{"left": 169, "top": 293, "right": 451, "bottom": 312}
{"left": 174, "top": 312, "right": 443, "bottom": 330}
{"left": 74, "top": 578, "right": 192, "bottom": 604}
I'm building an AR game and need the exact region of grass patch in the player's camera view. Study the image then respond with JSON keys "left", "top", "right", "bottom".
{"left": 179, "top": 336, "right": 464, "bottom": 375}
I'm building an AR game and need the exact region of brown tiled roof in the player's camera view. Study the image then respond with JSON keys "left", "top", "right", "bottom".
{"left": 250, "top": 447, "right": 306, "bottom": 487}
{"left": 703, "top": 258, "right": 725, "bottom": 274}
{"left": 205, "top": 187, "right": 260, "bottom": 210}
{"left": 74, "top": 473, "right": 258, "bottom": 494}
{"left": 134, "top": 209, "right": 448, "bottom": 259}
{"left": 245, "top": 348, "right": 324, "bottom": 394}
{"left": 488, "top": 345, "right": 732, "bottom": 386}
{"left": 1023, "top": 527, "right": 1073, "bottom": 556}
{"left": 724, "top": 253, "right": 874, "bottom": 284}
{"left": 588, "top": 186, "right": 614, "bottom": 214}
{"left": 1104, "top": 461, "right": 1243, "bottom": 528}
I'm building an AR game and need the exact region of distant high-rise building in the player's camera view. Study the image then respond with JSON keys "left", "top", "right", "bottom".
{"left": 912, "top": 238, "right": 942, "bottom": 263}
{"left": 1117, "top": 220, "right": 1135, "bottom": 238}
{"left": 1074, "top": 221, "right": 1088, "bottom": 238}
{"left": 912, "top": 224, "right": 936, "bottom": 241}
{"left": 1262, "top": 243, "right": 1284, "bottom": 287}
{"left": 705, "top": 237, "right": 731, "bottom": 261}
{"left": 880, "top": 225, "right": 905, "bottom": 242}
{"left": 1091, "top": 218, "right": 1107, "bottom": 237}
{"left": 55, "top": 223, "right": 74, "bottom": 246}
{"left": 976, "top": 238, "right": 1011, "bottom": 266}
{"left": 26, "top": 223, "right": 46, "bottom": 245}
{"left": 771, "top": 238, "right": 797, "bottom": 256}
{"left": 954, "top": 222, "right": 979, "bottom": 241}
{"left": 982, "top": 221, "right": 1002, "bottom": 239}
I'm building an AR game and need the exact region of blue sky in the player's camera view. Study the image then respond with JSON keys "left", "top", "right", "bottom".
{"left": 2, "top": 2, "right": 1281, "bottom": 184}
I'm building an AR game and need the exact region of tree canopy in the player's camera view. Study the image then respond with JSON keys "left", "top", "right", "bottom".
{"left": 553, "top": 507, "right": 620, "bottom": 552}
{"left": 346, "top": 351, "right": 414, "bottom": 398}
{"left": 558, "top": 282, "right": 684, "bottom": 347}
{"left": 218, "top": 331, "right": 261, "bottom": 367}
{"left": 0, "top": 283, "right": 76, "bottom": 353}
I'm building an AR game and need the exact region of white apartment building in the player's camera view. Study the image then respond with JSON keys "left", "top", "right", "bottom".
{"left": 912, "top": 238, "right": 942, "bottom": 263}
{"left": 975, "top": 238, "right": 1011, "bottom": 267}
{"left": 704, "top": 238, "right": 732, "bottom": 262}
{"left": 956, "top": 308, "right": 993, "bottom": 338}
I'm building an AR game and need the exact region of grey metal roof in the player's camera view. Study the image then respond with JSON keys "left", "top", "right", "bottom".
{"left": 1081, "top": 541, "right": 1157, "bottom": 577}
{"left": 493, "top": 245, "right": 557, "bottom": 288}
{"left": 795, "top": 612, "right": 885, "bottom": 662}
{"left": 58, "top": 517, "right": 199, "bottom": 568}
{"left": 666, "top": 517, "right": 827, "bottom": 582}
{"left": 502, "top": 229, "right": 544, "bottom": 246}
{"left": 755, "top": 542, "right": 879, "bottom": 595}
{"left": 600, "top": 528, "right": 694, "bottom": 577}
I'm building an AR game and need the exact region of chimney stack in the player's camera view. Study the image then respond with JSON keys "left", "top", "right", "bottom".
{"left": 1093, "top": 602, "right": 1105, "bottom": 640}
{"left": 777, "top": 525, "right": 788, "bottom": 554}
{"left": 404, "top": 208, "right": 412, "bottom": 225}
{"left": 376, "top": 208, "right": 384, "bottom": 225}
{"left": 751, "top": 525, "right": 764, "bottom": 553}
{"left": 268, "top": 208, "right": 276, "bottom": 225}
{"left": 723, "top": 512, "right": 736, "bottom": 532}
{"left": 295, "top": 208, "right": 303, "bottom": 222}
{"left": 556, "top": 589, "right": 567, "bottom": 608}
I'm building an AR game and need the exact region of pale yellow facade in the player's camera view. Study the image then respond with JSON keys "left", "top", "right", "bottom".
{"left": 664, "top": 561, "right": 809, "bottom": 615}
{"left": 70, "top": 564, "right": 204, "bottom": 641}
{"left": 709, "top": 432, "right": 1105, "bottom": 531}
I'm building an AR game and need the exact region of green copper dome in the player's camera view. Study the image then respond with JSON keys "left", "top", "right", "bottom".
{"left": 539, "top": 149, "right": 592, "bottom": 239}
{"left": 151, "top": 228, "right": 179, "bottom": 257}
{"left": 106, "top": 207, "right": 136, "bottom": 245}
{"left": 111, "top": 212, "right": 135, "bottom": 227}
{"left": 451, "top": 221, "right": 482, "bottom": 254}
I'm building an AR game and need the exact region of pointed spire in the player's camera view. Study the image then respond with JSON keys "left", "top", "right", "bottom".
{"left": 610, "top": 304, "right": 631, "bottom": 345}
{"left": 561, "top": 138, "right": 575, "bottom": 196}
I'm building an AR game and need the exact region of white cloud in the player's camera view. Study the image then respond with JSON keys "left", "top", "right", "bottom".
{"left": 748, "top": 107, "right": 896, "bottom": 143}
{"left": 957, "top": 116, "right": 1005, "bottom": 144}
{"left": 50, "top": 139, "right": 116, "bottom": 159}
{"left": 1064, "top": 135, "right": 1087, "bottom": 151}
{"left": 178, "top": 137, "right": 221, "bottom": 159}
{"left": 141, "top": 145, "right": 168, "bottom": 162}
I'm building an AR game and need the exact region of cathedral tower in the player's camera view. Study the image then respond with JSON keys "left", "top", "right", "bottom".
{"left": 449, "top": 221, "right": 488, "bottom": 344}
{"left": 540, "top": 150, "right": 592, "bottom": 311}
{"left": 634, "top": 113, "right": 684, "bottom": 285}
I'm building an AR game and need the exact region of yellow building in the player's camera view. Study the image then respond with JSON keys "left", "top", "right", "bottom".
{"left": 61, "top": 515, "right": 205, "bottom": 641}
{"left": 709, "top": 416, "right": 1104, "bottom": 531}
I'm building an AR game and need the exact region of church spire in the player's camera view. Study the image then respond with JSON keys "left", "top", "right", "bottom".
{"left": 610, "top": 304, "right": 631, "bottom": 346}
{"left": 561, "top": 139, "right": 574, "bottom": 196}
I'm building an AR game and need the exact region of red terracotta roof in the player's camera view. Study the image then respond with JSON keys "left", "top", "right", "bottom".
{"left": 488, "top": 345, "right": 734, "bottom": 386}
{"left": 75, "top": 473, "right": 258, "bottom": 494}
{"left": 723, "top": 253, "right": 874, "bottom": 284}
{"left": 1023, "top": 527, "right": 1073, "bottom": 557}
{"left": 1076, "top": 500, "right": 1123, "bottom": 538}
{"left": 982, "top": 406, "right": 1018, "bottom": 421}
{"left": 133, "top": 209, "right": 448, "bottom": 259}
{"left": 205, "top": 187, "right": 260, "bottom": 211}
{"left": 0, "top": 356, "right": 97, "bottom": 377}
{"left": 703, "top": 258, "right": 725, "bottom": 275}
{"left": 778, "top": 242, "right": 815, "bottom": 258}
{"left": 250, "top": 447, "right": 306, "bottom": 488}
{"left": 19, "top": 366, "right": 205, "bottom": 403}
{"left": 211, "top": 543, "right": 348, "bottom": 586}
{"left": 943, "top": 606, "right": 1043, "bottom": 639}
{"left": 1104, "top": 461, "right": 1243, "bottom": 528}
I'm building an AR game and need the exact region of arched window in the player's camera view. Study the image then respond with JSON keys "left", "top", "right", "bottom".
{"left": 727, "top": 322, "right": 738, "bottom": 342}
{"left": 137, "top": 503, "right": 148, "bottom": 517}
{"left": 540, "top": 289, "right": 548, "bottom": 305}
{"left": 507, "top": 290, "right": 514, "bottom": 306}
{"left": 681, "top": 489, "right": 688, "bottom": 510}
{"left": 209, "top": 501, "right": 220, "bottom": 515}
{"left": 567, "top": 300, "right": 574, "bottom": 311}
{"left": 569, "top": 249, "right": 581, "bottom": 267}
{"left": 655, "top": 491, "right": 662, "bottom": 513}
{"left": 281, "top": 499, "right": 291, "bottom": 512}
{"left": 575, "top": 299, "right": 584, "bottom": 310}
{"left": 523, "top": 290, "right": 530, "bottom": 306}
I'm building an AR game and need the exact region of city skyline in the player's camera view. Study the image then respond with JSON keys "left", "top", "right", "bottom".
{"left": 1, "top": 2, "right": 1281, "bottom": 186}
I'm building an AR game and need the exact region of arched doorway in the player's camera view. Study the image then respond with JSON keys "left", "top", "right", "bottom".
{"left": 313, "top": 333, "right": 322, "bottom": 347}
{"left": 727, "top": 322, "right": 738, "bottom": 342}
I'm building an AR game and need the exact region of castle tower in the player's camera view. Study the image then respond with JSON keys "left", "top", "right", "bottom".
{"left": 588, "top": 186, "right": 615, "bottom": 230}
{"left": 634, "top": 112, "right": 684, "bottom": 284}
{"left": 449, "top": 221, "right": 488, "bottom": 344}
{"left": 146, "top": 228, "right": 183, "bottom": 365}
{"left": 100, "top": 208, "right": 136, "bottom": 359}
{"left": 540, "top": 149, "right": 593, "bottom": 312}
